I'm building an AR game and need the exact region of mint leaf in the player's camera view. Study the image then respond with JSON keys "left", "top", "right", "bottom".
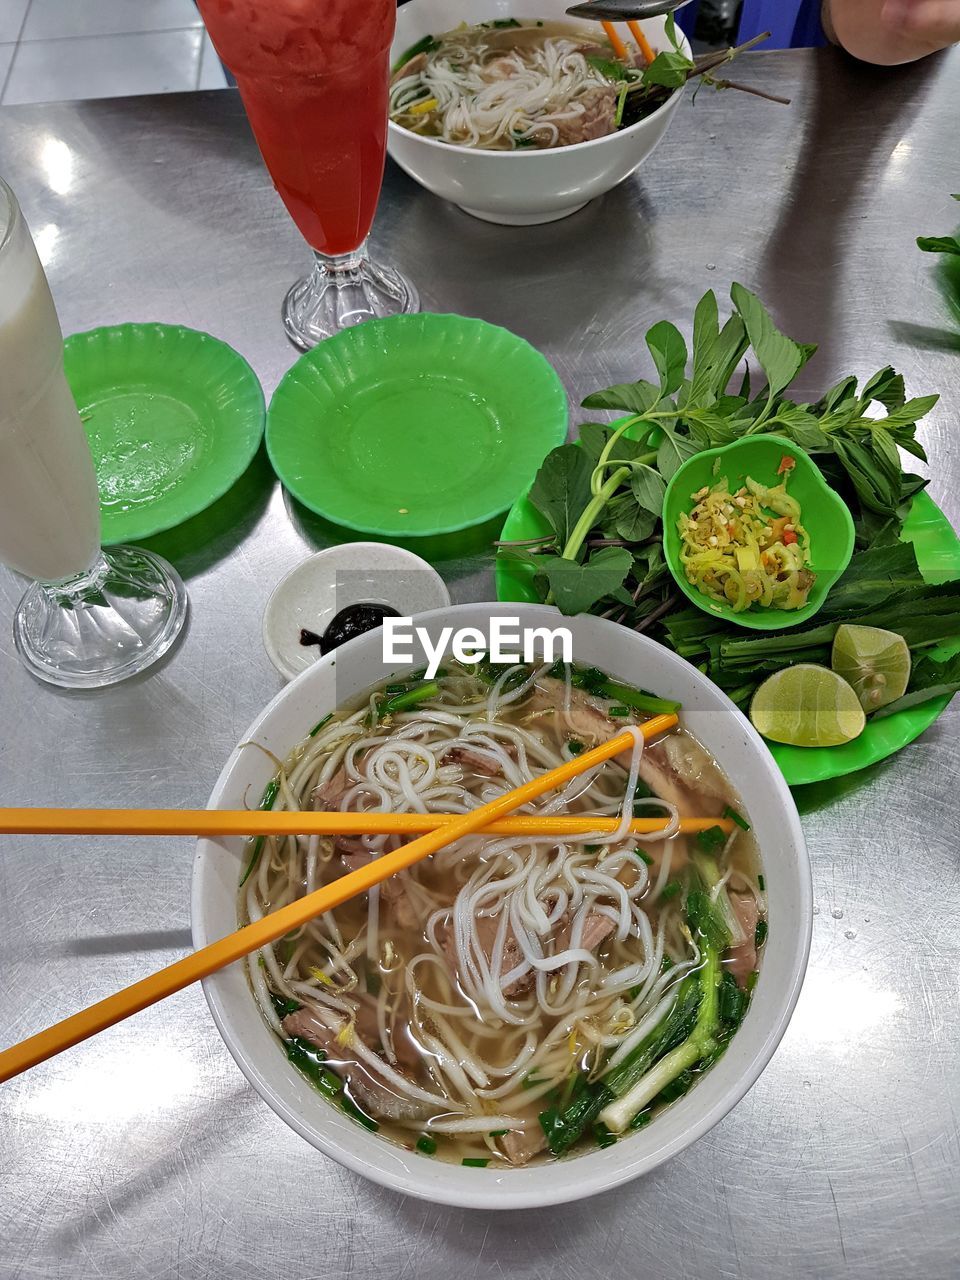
{"left": 646, "top": 320, "right": 688, "bottom": 397}
{"left": 874, "top": 394, "right": 939, "bottom": 431}
{"left": 730, "top": 283, "right": 815, "bottom": 399}
{"left": 528, "top": 444, "right": 593, "bottom": 547}
{"left": 860, "top": 366, "right": 905, "bottom": 412}
{"left": 528, "top": 547, "right": 633, "bottom": 615}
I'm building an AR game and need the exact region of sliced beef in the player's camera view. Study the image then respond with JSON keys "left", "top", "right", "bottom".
{"left": 555, "top": 910, "right": 615, "bottom": 955}
{"left": 391, "top": 50, "right": 428, "bottom": 84}
{"left": 339, "top": 849, "right": 420, "bottom": 930}
{"left": 355, "top": 997, "right": 422, "bottom": 1071}
{"left": 313, "top": 766, "right": 349, "bottom": 810}
{"left": 499, "top": 1125, "right": 547, "bottom": 1166}
{"left": 543, "top": 87, "right": 618, "bottom": 147}
{"left": 442, "top": 745, "right": 506, "bottom": 777}
{"left": 525, "top": 677, "right": 622, "bottom": 746}
{"left": 282, "top": 1005, "right": 432, "bottom": 1122}
{"left": 438, "top": 913, "right": 534, "bottom": 999}
{"left": 725, "top": 892, "right": 760, "bottom": 987}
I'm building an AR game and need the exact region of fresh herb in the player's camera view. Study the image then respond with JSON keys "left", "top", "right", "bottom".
{"left": 871, "top": 651, "right": 960, "bottom": 719}
{"left": 416, "top": 1135, "right": 438, "bottom": 1155}
{"left": 917, "top": 197, "right": 960, "bottom": 259}
{"left": 586, "top": 54, "right": 629, "bottom": 81}
{"left": 568, "top": 740, "right": 585, "bottom": 755}
{"left": 308, "top": 712, "right": 333, "bottom": 738}
{"left": 585, "top": 844, "right": 602, "bottom": 853}
{"left": 758, "top": 874, "right": 765, "bottom": 891}
{"left": 755, "top": 919, "right": 768, "bottom": 948}
{"left": 629, "top": 1108, "right": 652, "bottom": 1130}
{"left": 593, "top": 1122, "right": 618, "bottom": 1149}
{"left": 270, "top": 993, "right": 302, "bottom": 1019}
{"left": 608, "top": 705, "right": 631, "bottom": 717}
{"left": 634, "top": 849, "right": 653, "bottom": 866}
{"left": 462, "top": 1157, "right": 490, "bottom": 1167}
{"left": 499, "top": 285, "right": 946, "bottom": 716}
{"left": 489, "top": 1129, "right": 509, "bottom": 1137}
{"left": 239, "top": 776, "right": 280, "bottom": 887}
{"left": 660, "top": 880, "right": 682, "bottom": 901}
{"left": 340, "top": 1094, "right": 379, "bottom": 1132}
{"left": 489, "top": 17, "right": 520, "bottom": 27}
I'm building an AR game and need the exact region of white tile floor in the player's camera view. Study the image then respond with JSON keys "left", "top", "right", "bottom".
{"left": 0, "top": 0, "right": 227, "bottom": 106}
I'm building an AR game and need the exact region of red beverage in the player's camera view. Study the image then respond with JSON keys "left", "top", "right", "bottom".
{"left": 197, "top": 0, "right": 396, "bottom": 256}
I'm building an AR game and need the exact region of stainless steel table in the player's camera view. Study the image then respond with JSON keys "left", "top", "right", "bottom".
{"left": 1, "top": 46, "right": 959, "bottom": 1280}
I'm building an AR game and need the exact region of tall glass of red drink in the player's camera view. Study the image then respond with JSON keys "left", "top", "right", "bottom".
{"left": 197, "top": 0, "right": 418, "bottom": 348}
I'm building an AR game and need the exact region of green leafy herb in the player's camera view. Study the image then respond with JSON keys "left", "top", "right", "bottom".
{"left": 660, "top": 880, "right": 682, "bottom": 901}
{"left": 239, "top": 776, "right": 280, "bottom": 887}
{"left": 722, "top": 805, "right": 750, "bottom": 831}
{"left": 696, "top": 825, "right": 727, "bottom": 852}
{"left": 379, "top": 681, "right": 439, "bottom": 718}
{"left": 917, "top": 234, "right": 960, "bottom": 258}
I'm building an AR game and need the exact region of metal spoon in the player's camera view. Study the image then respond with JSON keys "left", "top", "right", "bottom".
{"left": 566, "top": 0, "right": 692, "bottom": 21}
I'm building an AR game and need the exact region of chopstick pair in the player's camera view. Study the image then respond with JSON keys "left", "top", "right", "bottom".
{"left": 0, "top": 717, "right": 683, "bottom": 1085}
{"left": 601, "top": 18, "right": 656, "bottom": 65}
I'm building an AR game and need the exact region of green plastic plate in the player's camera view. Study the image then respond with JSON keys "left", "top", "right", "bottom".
{"left": 497, "top": 481, "right": 960, "bottom": 788}
{"left": 662, "top": 435, "right": 855, "bottom": 631}
{"left": 65, "top": 323, "right": 265, "bottom": 545}
{"left": 265, "top": 314, "right": 568, "bottom": 538}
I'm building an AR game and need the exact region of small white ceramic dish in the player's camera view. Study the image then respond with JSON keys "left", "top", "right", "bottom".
{"left": 194, "top": 603, "right": 812, "bottom": 1210}
{"left": 262, "top": 542, "right": 450, "bottom": 682}
{"left": 386, "top": 0, "right": 690, "bottom": 225}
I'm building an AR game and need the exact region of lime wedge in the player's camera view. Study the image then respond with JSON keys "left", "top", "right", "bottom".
{"left": 831, "top": 624, "right": 911, "bottom": 713}
{"left": 750, "top": 664, "right": 866, "bottom": 747}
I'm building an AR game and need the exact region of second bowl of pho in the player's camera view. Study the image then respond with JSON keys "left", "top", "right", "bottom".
{"left": 192, "top": 603, "right": 811, "bottom": 1209}
{"left": 386, "top": 1, "right": 690, "bottom": 225}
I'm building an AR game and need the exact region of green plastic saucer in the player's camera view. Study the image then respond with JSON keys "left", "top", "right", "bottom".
{"left": 265, "top": 314, "right": 568, "bottom": 538}
{"left": 65, "top": 324, "right": 265, "bottom": 544}
{"left": 497, "top": 471, "right": 960, "bottom": 788}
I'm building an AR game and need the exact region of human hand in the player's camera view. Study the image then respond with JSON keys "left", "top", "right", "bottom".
{"left": 879, "top": 0, "right": 960, "bottom": 49}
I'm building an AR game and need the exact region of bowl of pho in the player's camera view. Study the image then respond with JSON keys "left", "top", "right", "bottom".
{"left": 192, "top": 603, "right": 811, "bottom": 1209}
{"left": 386, "top": 0, "right": 691, "bottom": 225}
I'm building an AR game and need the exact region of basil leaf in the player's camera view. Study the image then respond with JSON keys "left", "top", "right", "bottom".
{"left": 875, "top": 394, "right": 939, "bottom": 431}
{"left": 917, "top": 235, "right": 960, "bottom": 257}
{"left": 582, "top": 379, "right": 661, "bottom": 415}
{"left": 630, "top": 464, "right": 667, "bottom": 516}
{"left": 730, "top": 283, "right": 815, "bottom": 399}
{"left": 642, "top": 49, "right": 692, "bottom": 89}
{"left": 528, "top": 547, "right": 634, "bottom": 616}
{"left": 645, "top": 320, "right": 688, "bottom": 397}
{"left": 656, "top": 427, "right": 699, "bottom": 480}
{"left": 586, "top": 54, "right": 628, "bottom": 81}
{"left": 860, "top": 366, "right": 905, "bottom": 412}
{"left": 528, "top": 444, "right": 593, "bottom": 547}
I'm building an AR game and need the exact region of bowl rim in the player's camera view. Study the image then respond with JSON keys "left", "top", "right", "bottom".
{"left": 192, "top": 602, "right": 812, "bottom": 1210}
{"left": 387, "top": 8, "right": 690, "bottom": 159}
{"left": 662, "top": 433, "right": 857, "bottom": 632}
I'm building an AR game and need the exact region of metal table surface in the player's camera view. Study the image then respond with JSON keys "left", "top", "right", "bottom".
{"left": 1, "top": 45, "right": 959, "bottom": 1280}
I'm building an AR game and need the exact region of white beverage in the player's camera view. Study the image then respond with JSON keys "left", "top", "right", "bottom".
{"left": 0, "top": 187, "right": 100, "bottom": 582}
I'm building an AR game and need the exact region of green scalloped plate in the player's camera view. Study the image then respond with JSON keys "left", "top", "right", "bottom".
{"left": 266, "top": 314, "right": 568, "bottom": 539}
{"left": 497, "top": 482, "right": 960, "bottom": 789}
{"left": 65, "top": 323, "right": 265, "bottom": 545}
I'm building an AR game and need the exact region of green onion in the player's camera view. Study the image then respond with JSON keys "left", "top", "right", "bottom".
{"left": 608, "top": 705, "right": 631, "bottom": 718}
{"left": 660, "top": 955, "right": 674, "bottom": 972}
{"left": 308, "top": 712, "right": 332, "bottom": 738}
{"left": 614, "top": 81, "right": 629, "bottom": 129}
{"left": 593, "top": 1121, "right": 618, "bottom": 1149}
{"left": 416, "top": 1135, "right": 438, "bottom": 1155}
{"left": 379, "top": 681, "right": 439, "bottom": 718}
{"left": 629, "top": 1108, "right": 652, "bottom": 1130}
{"left": 489, "top": 1129, "right": 509, "bottom": 1137}
{"left": 567, "top": 740, "right": 584, "bottom": 754}
{"left": 635, "top": 849, "right": 653, "bottom": 866}
{"left": 758, "top": 874, "right": 765, "bottom": 891}
{"left": 390, "top": 34, "right": 438, "bottom": 75}
{"left": 746, "top": 970, "right": 759, "bottom": 992}
{"left": 490, "top": 17, "right": 521, "bottom": 26}
{"left": 462, "top": 1157, "right": 490, "bottom": 1167}
{"left": 722, "top": 805, "right": 751, "bottom": 832}
{"left": 718, "top": 970, "right": 749, "bottom": 1027}
{"left": 660, "top": 880, "right": 682, "bottom": 901}
{"left": 585, "top": 844, "right": 602, "bottom": 853}
{"left": 597, "top": 678, "right": 681, "bottom": 717}
{"left": 755, "top": 919, "right": 768, "bottom": 948}
{"left": 696, "top": 825, "right": 727, "bottom": 852}
{"left": 366, "top": 971, "right": 382, "bottom": 997}
{"left": 240, "top": 777, "right": 280, "bottom": 886}
{"left": 270, "top": 993, "right": 302, "bottom": 1019}
{"left": 522, "top": 1073, "right": 548, "bottom": 1090}
{"left": 385, "top": 683, "right": 407, "bottom": 694}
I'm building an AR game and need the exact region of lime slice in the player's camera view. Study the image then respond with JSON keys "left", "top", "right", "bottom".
{"left": 831, "top": 624, "right": 911, "bottom": 713}
{"left": 750, "top": 664, "right": 866, "bottom": 747}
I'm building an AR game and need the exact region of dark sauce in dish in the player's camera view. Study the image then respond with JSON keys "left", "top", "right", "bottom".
{"left": 300, "top": 603, "right": 401, "bottom": 655}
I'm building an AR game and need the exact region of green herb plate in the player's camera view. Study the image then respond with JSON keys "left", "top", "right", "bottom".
{"left": 65, "top": 323, "right": 265, "bottom": 545}
{"left": 662, "top": 435, "right": 856, "bottom": 631}
{"left": 265, "top": 314, "right": 567, "bottom": 538}
{"left": 496, "top": 484, "right": 960, "bottom": 788}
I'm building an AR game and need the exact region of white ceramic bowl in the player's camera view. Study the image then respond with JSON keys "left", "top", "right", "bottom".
{"left": 192, "top": 603, "right": 811, "bottom": 1210}
{"left": 386, "top": 0, "right": 690, "bottom": 225}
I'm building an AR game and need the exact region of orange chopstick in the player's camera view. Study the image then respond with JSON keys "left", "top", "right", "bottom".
{"left": 0, "top": 807, "right": 727, "bottom": 840}
{"left": 626, "top": 19, "right": 656, "bottom": 65}
{"left": 0, "top": 718, "right": 676, "bottom": 1084}
{"left": 601, "top": 19, "right": 629, "bottom": 60}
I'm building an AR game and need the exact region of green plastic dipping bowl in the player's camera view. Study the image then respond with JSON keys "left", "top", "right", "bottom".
{"left": 662, "top": 434, "right": 855, "bottom": 632}
{"left": 266, "top": 313, "right": 568, "bottom": 538}
{"left": 65, "top": 323, "right": 266, "bottom": 545}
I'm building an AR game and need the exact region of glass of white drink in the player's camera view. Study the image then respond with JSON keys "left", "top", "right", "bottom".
{"left": 0, "top": 177, "right": 188, "bottom": 688}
